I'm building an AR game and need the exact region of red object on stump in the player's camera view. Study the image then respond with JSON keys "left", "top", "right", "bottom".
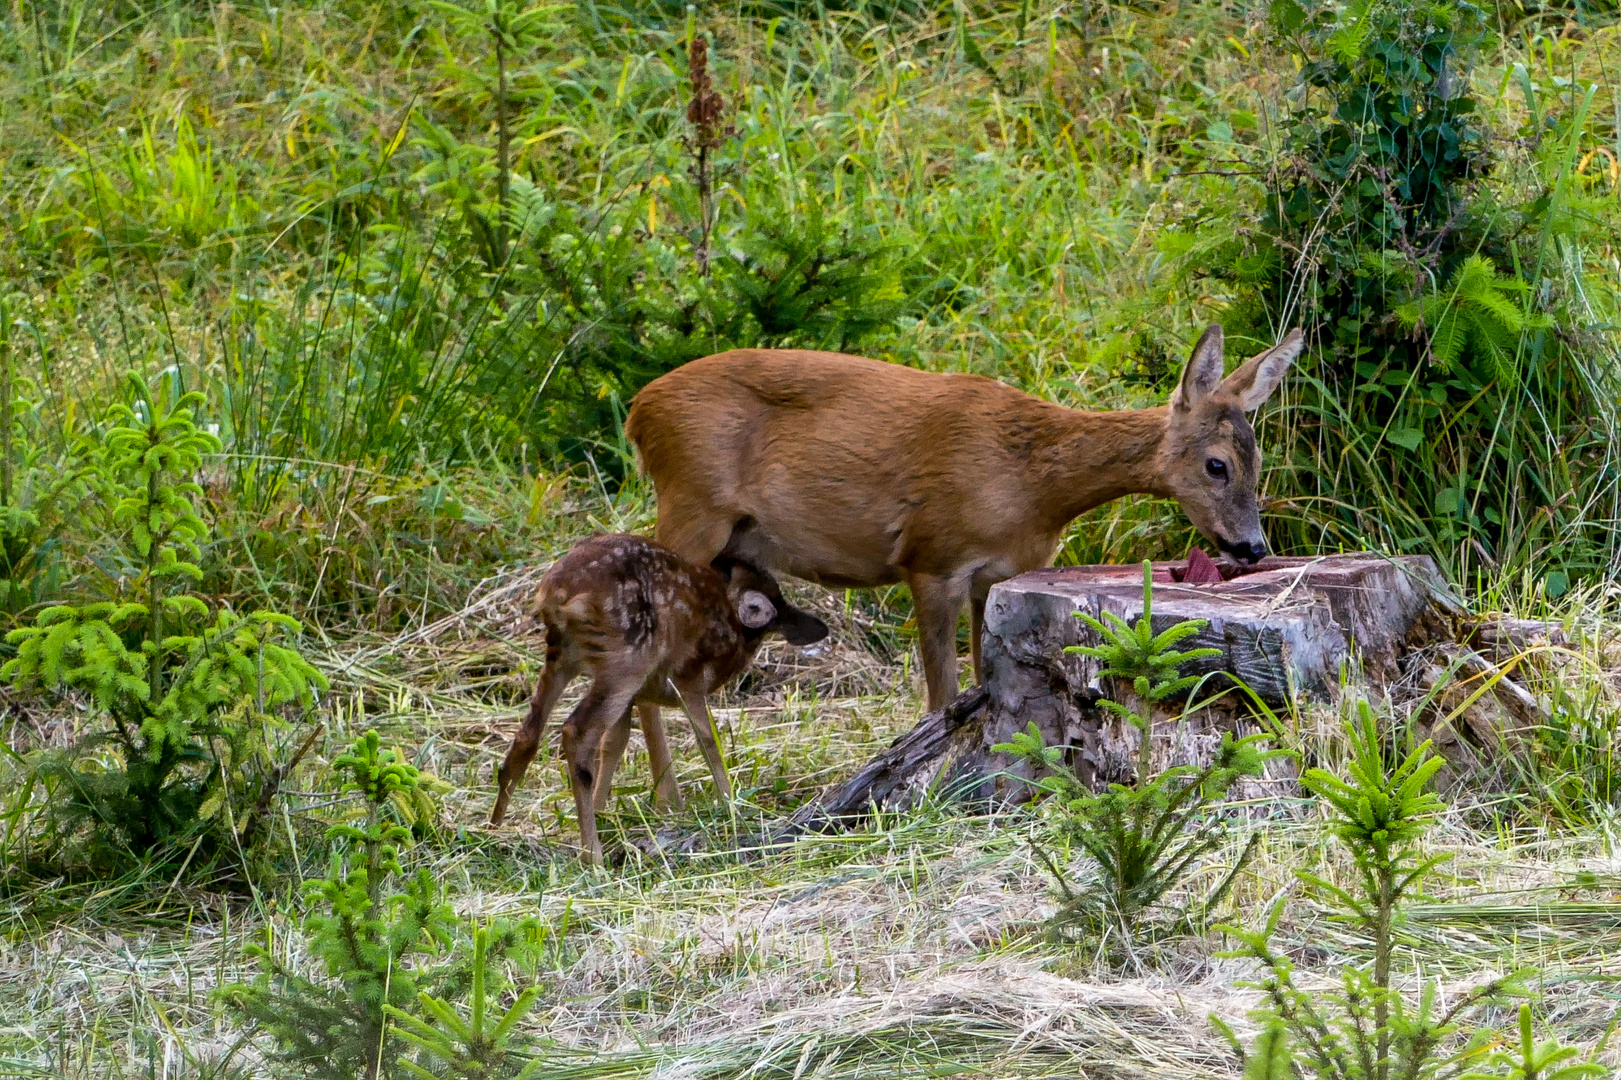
{"left": 1182, "top": 546, "right": 1224, "bottom": 584}
{"left": 1152, "top": 548, "right": 1227, "bottom": 584}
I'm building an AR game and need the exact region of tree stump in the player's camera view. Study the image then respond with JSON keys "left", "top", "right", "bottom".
{"left": 784, "top": 552, "right": 1502, "bottom": 837}
{"left": 968, "top": 553, "right": 1455, "bottom": 795}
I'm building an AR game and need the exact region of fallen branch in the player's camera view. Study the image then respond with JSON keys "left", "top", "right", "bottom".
{"left": 774, "top": 686, "right": 990, "bottom": 843}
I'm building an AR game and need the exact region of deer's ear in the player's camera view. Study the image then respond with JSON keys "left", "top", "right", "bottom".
{"left": 735, "top": 590, "right": 777, "bottom": 629}
{"left": 1221, "top": 329, "right": 1303, "bottom": 412}
{"left": 1172, "top": 324, "right": 1226, "bottom": 412}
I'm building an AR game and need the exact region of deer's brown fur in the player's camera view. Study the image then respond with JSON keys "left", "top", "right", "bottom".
{"left": 625, "top": 324, "right": 1301, "bottom": 711}
{"left": 490, "top": 533, "right": 827, "bottom": 862}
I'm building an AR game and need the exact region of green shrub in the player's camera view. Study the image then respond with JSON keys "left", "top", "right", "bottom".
{"left": 995, "top": 562, "right": 1277, "bottom": 945}
{"left": 227, "top": 731, "right": 546, "bottom": 1080}
{"left": 210, "top": 165, "right": 906, "bottom": 477}
{"left": 1215, "top": 701, "right": 1603, "bottom": 1080}
{"left": 1262, "top": 0, "right": 1493, "bottom": 363}
{"left": 1176, "top": 0, "right": 1620, "bottom": 589}
{"left": 501, "top": 181, "right": 906, "bottom": 463}
{"left": 1, "top": 375, "right": 327, "bottom": 874}
{"left": 1000, "top": 723, "right": 1274, "bottom": 944}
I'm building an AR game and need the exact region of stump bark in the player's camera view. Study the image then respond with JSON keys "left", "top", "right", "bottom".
{"left": 783, "top": 551, "right": 1545, "bottom": 837}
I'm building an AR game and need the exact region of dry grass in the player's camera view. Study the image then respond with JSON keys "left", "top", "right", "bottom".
{"left": 6, "top": 542, "right": 1621, "bottom": 1078}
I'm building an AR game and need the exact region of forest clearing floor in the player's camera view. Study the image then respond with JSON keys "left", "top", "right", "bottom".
{"left": 7, "top": 568, "right": 1621, "bottom": 1078}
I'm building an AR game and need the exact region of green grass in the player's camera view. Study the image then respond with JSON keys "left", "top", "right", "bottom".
{"left": 8, "top": 0, "right": 1618, "bottom": 583}
{"left": 7, "top": 0, "right": 1621, "bottom": 1074}
{"left": 10, "top": 633, "right": 1621, "bottom": 1077}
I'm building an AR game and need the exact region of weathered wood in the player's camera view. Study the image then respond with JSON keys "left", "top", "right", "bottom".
{"left": 1407, "top": 640, "right": 1550, "bottom": 792}
{"left": 965, "top": 553, "right": 1457, "bottom": 795}
{"left": 785, "top": 553, "right": 1461, "bottom": 830}
{"left": 776, "top": 686, "right": 990, "bottom": 840}
{"left": 1465, "top": 617, "right": 1570, "bottom": 662}
{"left": 781, "top": 552, "right": 1562, "bottom": 834}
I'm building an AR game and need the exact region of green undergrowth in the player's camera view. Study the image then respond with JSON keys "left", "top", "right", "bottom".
{"left": 6, "top": 0, "right": 1621, "bottom": 1075}
{"left": 10, "top": 684, "right": 1621, "bottom": 1077}
{"left": 5, "top": 0, "right": 1621, "bottom": 593}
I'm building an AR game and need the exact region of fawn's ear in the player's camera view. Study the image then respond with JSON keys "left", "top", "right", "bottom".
{"left": 735, "top": 590, "right": 777, "bottom": 629}
{"left": 775, "top": 607, "right": 829, "bottom": 646}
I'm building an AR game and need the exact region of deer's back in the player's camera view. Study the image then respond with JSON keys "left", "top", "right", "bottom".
{"left": 627, "top": 350, "right": 1064, "bottom": 582}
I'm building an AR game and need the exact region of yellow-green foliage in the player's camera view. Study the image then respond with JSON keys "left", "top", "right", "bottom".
{"left": 2, "top": 376, "right": 327, "bottom": 868}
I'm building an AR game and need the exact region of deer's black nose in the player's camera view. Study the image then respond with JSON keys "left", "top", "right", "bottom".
{"left": 1219, "top": 538, "right": 1268, "bottom": 564}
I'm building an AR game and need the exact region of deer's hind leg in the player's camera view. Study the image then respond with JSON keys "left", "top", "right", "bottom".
{"left": 654, "top": 504, "right": 738, "bottom": 567}
{"left": 492, "top": 626, "right": 572, "bottom": 825}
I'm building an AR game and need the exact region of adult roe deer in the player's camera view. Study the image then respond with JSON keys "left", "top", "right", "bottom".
{"left": 624, "top": 324, "right": 1302, "bottom": 712}
{"left": 489, "top": 533, "right": 827, "bottom": 862}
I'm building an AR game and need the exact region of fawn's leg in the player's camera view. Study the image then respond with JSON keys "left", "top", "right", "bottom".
{"left": 638, "top": 702, "right": 683, "bottom": 811}
{"left": 591, "top": 707, "right": 635, "bottom": 813}
{"left": 559, "top": 679, "right": 639, "bottom": 864}
{"left": 491, "top": 629, "right": 571, "bottom": 825}
{"left": 674, "top": 682, "right": 733, "bottom": 801}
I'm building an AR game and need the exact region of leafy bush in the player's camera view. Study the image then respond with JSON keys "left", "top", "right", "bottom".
{"left": 394, "top": 21, "right": 910, "bottom": 462}
{"left": 213, "top": 173, "right": 906, "bottom": 477}
{"left": 1176, "top": 0, "right": 1621, "bottom": 589}
{"left": 1216, "top": 701, "right": 1603, "bottom": 1080}
{"left": 0, "top": 304, "right": 91, "bottom": 619}
{"left": 419, "top": 0, "right": 585, "bottom": 276}
{"left": 1263, "top": 0, "right": 1493, "bottom": 361}
{"left": 1, "top": 375, "right": 327, "bottom": 874}
{"left": 995, "top": 562, "right": 1276, "bottom": 944}
{"left": 227, "top": 731, "right": 546, "bottom": 1080}
{"left": 1394, "top": 255, "right": 1554, "bottom": 389}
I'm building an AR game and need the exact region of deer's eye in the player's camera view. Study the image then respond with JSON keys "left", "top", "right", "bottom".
{"left": 1205, "top": 457, "right": 1228, "bottom": 480}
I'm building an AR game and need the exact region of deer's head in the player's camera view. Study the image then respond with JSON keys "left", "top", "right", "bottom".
{"left": 1158, "top": 324, "right": 1302, "bottom": 564}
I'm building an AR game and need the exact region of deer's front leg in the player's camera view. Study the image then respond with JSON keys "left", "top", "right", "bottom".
{"left": 638, "top": 701, "right": 683, "bottom": 811}
{"left": 673, "top": 682, "right": 732, "bottom": 801}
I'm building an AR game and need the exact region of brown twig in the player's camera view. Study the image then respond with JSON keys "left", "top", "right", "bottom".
{"left": 239, "top": 724, "right": 324, "bottom": 848}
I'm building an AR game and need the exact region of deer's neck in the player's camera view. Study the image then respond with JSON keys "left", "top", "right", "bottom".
{"left": 1030, "top": 403, "right": 1172, "bottom": 528}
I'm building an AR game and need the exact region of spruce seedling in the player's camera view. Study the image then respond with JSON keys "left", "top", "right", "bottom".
{"left": 1069, "top": 560, "right": 1222, "bottom": 784}
{"left": 996, "top": 560, "right": 1276, "bottom": 945}
{"left": 388, "top": 921, "right": 546, "bottom": 1080}
{"left": 228, "top": 731, "right": 457, "bottom": 1080}
{"left": 3, "top": 375, "right": 326, "bottom": 866}
{"left": 1217, "top": 702, "right": 1601, "bottom": 1080}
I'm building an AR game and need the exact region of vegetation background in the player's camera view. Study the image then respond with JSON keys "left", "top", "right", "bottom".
{"left": 6, "top": 0, "right": 1621, "bottom": 1073}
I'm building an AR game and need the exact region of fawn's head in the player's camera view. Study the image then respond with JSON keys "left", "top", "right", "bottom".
{"left": 714, "top": 557, "right": 830, "bottom": 645}
{"left": 1158, "top": 324, "right": 1302, "bottom": 563}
